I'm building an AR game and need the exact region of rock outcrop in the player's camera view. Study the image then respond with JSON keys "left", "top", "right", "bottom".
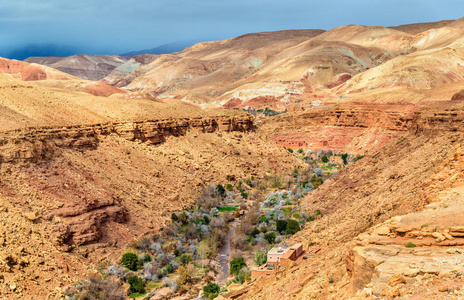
{"left": 0, "top": 115, "right": 254, "bottom": 164}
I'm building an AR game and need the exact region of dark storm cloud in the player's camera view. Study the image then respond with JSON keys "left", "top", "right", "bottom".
{"left": 0, "top": 0, "right": 462, "bottom": 59}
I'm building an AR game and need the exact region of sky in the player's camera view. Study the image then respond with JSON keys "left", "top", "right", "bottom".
{"left": 0, "top": 0, "right": 463, "bottom": 60}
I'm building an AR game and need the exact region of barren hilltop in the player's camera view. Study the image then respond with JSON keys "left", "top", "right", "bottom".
{"left": 1, "top": 16, "right": 464, "bottom": 299}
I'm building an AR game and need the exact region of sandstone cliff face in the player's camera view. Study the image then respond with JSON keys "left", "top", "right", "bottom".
{"left": 262, "top": 104, "right": 417, "bottom": 154}
{"left": 0, "top": 115, "right": 254, "bottom": 165}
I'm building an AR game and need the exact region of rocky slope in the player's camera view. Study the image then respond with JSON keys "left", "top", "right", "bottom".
{"left": 260, "top": 103, "right": 417, "bottom": 154}
{"left": 226, "top": 101, "right": 464, "bottom": 299}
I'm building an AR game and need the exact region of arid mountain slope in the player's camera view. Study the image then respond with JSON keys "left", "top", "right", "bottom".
{"left": 25, "top": 55, "right": 128, "bottom": 80}
{"left": 118, "top": 18, "right": 464, "bottom": 108}
{"left": 0, "top": 57, "right": 76, "bottom": 81}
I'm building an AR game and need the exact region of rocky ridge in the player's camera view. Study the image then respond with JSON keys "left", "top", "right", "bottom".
{"left": 0, "top": 114, "right": 254, "bottom": 164}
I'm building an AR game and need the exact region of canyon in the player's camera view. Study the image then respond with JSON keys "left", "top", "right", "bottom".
{"left": 1, "top": 16, "right": 464, "bottom": 300}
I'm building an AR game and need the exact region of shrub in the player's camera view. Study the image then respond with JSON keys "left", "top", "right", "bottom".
{"left": 276, "top": 220, "right": 287, "bottom": 233}
{"left": 251, "top": 227, "right": 260, "bottom": 238}
{"left": 285, "top": 220, "right": 301, "bottom": 235}
{"left": 162, "top": 263, "right": 174, "bottom": 275}
{"left": 106, "top": 264, "right": 126, "bottom": 279}
{"left": 315, "top": 209, "right": 322, "bottom": 216}
{"left": 121, "top": 252, "right": 139, "bottom": 271}
{"left": 230, "top": 257, "right": 247, "bottom": 275}
{"left": 231, "top": 234, "right": 248, "bottom": 251}
{"left": 203, "top": 282, "right": 220, "bottom": 299}
{"left": 171, "top": 213, "right": 178, "bottom": 222}
{"left": 263, "top": 232, "right": 276, "bottom": 244}
{"left": 210, "top": 207, "right": 219, "bottom": 216}
{"left": 254, "top": 251, "right": 267, "bottom": 266}
{"left": 180, "top": 254, "right": 192, "bottom": 265}
{"left": 287, "top": 148, "right": 294, "bottom": 153}
{"left": 127, "top": 276, "right": 145, "bottom": 294}
{"left": 245, "top": 178, "right": 252, "bottom": 186}
{"left": 241, "top": 192, "right": 248, "bottom": 198}
{"left": 297, "top": 148, "right": 304, "bottom": 153}
{"left": 405, "top": 242, "right": 416, "bottom": 248}
{"left": 178, "top": 212, "right": 189, "bottom": 224}
{"left": 321, "top": 155, "right": 328, "bottom": 163}
{"left": 314, "top": 168, "right": 324, "bottom": 177}
{"left": 225, "top": 183, "right": 233, "bottom": 190}
{"left": 232, "top": 270, "right": 251, "bottom": 284}
{"left": 353, "top": 155, "right": 364, "bottom": 162}
{"left": 341, "top": 153, "right": 348, "bottom": 165}
{"left": 177, "top": 265, "right": 193, "bottom": 285}
{"left": 216, "top": 184, "right": 226, "bottom": 198}
{"left": 64, "top": 277, "right": 125, "bottom": 300}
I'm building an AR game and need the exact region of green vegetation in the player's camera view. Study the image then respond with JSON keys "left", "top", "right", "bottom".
{"left": 341, "top": 153, "right": 348, "bottom": 165}
{"left": 254, "top": 251, "right": 267, "bottom": 266}
{"left": 171, "top": 213, "right": 178, "bottom": 222}
{"left": 203, "top": 282, "right": 220, "bottom": 299}
{"left": 251, "top": 227, "right": 260, "bottom": 238}
{"left": 264, "top": 232, "right": 276, "bottom": 244}
{"left": 353, "top": 155, "right": 364, "bottom": 162}
{"left": 225, "top": 183, "right": 233, "bottom": 190}
{"left": 297, "top": 148, "right": 304, "bottom": 154}
{"left": 230, "top": 257, "right": 247, "bottom": 275}
{"left": 285, "top": 219, "right": 301, "bottom": 235}
{"left": 180, "top": 254, "right": 192, "bottom": 265}
{"left": 321, "top": 155, "right": 328, "bottom": 163}
{"left": 276, "top": 220, "right": 287, "bottom": 233}
{"left": 216, "top": 184, "right": 226, "bottom": 198}
{"left": 217, "top": 205, "right": 238, "bottom": 212}
{"left": 128, "top": 276, "right": 145, "bottom": 293}
{"left": 178, "top": 212, "right": 189, "bottom": 224}
{"left": 121, "top": 252, "right": 139, "bottom": 271}
{"left": 405, "top": 242, "right": 417, "bottom": 248}
{"left": 287, "top": 148, "right": 294, "bottom": 153}
{"left": 129, "top": 293, "right": 146, "bottom": 299}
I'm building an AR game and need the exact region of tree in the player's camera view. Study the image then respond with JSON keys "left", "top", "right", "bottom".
{"left": 198, "top": 240, "right": 210, "bottom": 268}
{"left": 180, "top": 254, "right": 192, "bottom": 265}
{"left": 254, "top": 251, "right": 267, "bottom": 266}
{"left": 178, "top": 212, "right": 189, "bottom": 224}
{"left": 171, "top": 213, "right": 178, "bottom": 222}
{"left": 216, "top": 184, "right": 226, "bottom": 198}
{"left": 230, "top": 257, "right": 247, "bottom": 275}
{"left": 285, "top": 220, "right": 301, "bottom": 235}
{"left": 177, "top": 265, "right": 193, "bottom": 285}
{"left": 251, "top": 227, "right": 260, "bottom": 238}
{"left": 321, "top": 155, "right": 328, "bottom": 163}
{"left": 127, "top": 276, "right": 145, "bottom": 293}
{"left": 341, "top": 153, "right": 348, "bottom": 165}
{"left": 121, "top": 252, "right": 138, "bottom": 271}
{"left": 203, "top": 282, "right": 220, "bottom": 299}
{"left": 276, "top": 220, "right": 288, "bottom": 233}
{"left": 263, "top": 232, "right": 276, "bottom": 244}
